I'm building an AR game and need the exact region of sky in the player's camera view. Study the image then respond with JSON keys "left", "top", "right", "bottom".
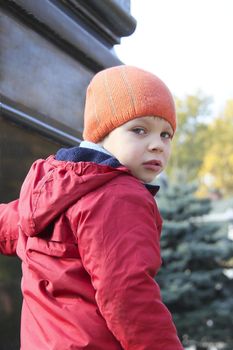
{"left": 115, "top": 0, "right": 233, "bottom": 115}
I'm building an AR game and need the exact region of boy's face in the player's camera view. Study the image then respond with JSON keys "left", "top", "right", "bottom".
{"left": 101, "top": 116, "right": 173, "bottom": 183}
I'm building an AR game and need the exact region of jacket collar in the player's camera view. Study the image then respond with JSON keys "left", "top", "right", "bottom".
{"left": 55, "top": 144, "right": 160, "bottom": 196}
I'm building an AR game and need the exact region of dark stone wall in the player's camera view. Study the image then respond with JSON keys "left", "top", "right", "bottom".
{"left": 1, "top": 0, "right": 136, "bottom": 144}
{"left": 1, "top": 11, "right": 92, "bottom": 134}
{"left": 0, "top": 1, "right": 136, "bottom": 347}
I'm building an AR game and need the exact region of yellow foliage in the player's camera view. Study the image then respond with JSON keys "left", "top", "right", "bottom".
{"left": 198, "top": 100, "right": 233, "bottom": 197}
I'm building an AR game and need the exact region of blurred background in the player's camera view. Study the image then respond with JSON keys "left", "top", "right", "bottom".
{"left": 0, "top": 1, "right": 232, "bottom": 349}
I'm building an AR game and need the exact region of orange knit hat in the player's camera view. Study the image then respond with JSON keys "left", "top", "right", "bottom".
{"left": 83, "top": 65, "right": 176, "bottom": 142}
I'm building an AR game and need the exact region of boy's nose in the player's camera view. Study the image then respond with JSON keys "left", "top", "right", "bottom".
{"left": 148, "top": 137, "right": 164, "bottom": 152}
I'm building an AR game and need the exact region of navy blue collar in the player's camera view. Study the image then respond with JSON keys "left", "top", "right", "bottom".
{"left": 56, "top": 146, "right": 121, "bottom": 168}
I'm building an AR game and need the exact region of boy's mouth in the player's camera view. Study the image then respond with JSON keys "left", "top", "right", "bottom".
{"left": 142, "top": 160, "right": 162, "bottom": 171}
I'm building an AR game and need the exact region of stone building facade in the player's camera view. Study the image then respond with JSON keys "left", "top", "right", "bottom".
{"left": 0, "top": 1, "right": 136, "bottom": 347}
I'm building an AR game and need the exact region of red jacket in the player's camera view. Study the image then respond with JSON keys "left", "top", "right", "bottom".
{"left": 0, "top": 148, "right": 183, "bottom": 349}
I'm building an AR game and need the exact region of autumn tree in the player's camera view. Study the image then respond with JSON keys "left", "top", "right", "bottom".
{"left": 198, "top": 99, "right": 233, "bottom": 197}
{"left": 167, "top": 92, "right": 212, "bottom": 183}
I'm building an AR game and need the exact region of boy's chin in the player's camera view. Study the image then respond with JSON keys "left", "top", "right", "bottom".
{"left": 144, "top": 176, "right": 158, "bottom": 185}
{"left": 136, "top": 175, "right": 158, "bottom": 184}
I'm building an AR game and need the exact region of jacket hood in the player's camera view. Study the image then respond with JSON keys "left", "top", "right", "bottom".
{"left": 18, "top": 146, "right": 159, "bottom": 237}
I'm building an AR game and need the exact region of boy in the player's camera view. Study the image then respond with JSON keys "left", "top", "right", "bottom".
{"left": 0, "top": 65, "right": 184, "bottom": 349}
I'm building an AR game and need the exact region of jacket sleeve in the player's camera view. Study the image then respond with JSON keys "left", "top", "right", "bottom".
{"left": 0, "top": 200, "right": 19, "bottom": 256}
{"left": 76, "top": 182, "right": 184, "bottom": 350}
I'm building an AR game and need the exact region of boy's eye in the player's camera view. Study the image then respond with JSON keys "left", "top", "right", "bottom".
{"left": 161, "top": 131, "right": 172, "bottom": 139}
{"left": 132, "top": 127, "right": 146, "bottom": 135}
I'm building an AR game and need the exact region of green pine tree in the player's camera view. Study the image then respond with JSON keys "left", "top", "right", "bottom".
{"left": 156, "top": 183, "right": 233, "bottom": 350}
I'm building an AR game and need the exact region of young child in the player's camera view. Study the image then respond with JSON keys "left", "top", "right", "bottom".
{"left": 0, "top": 65, "right": 184, "bottom": 349}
